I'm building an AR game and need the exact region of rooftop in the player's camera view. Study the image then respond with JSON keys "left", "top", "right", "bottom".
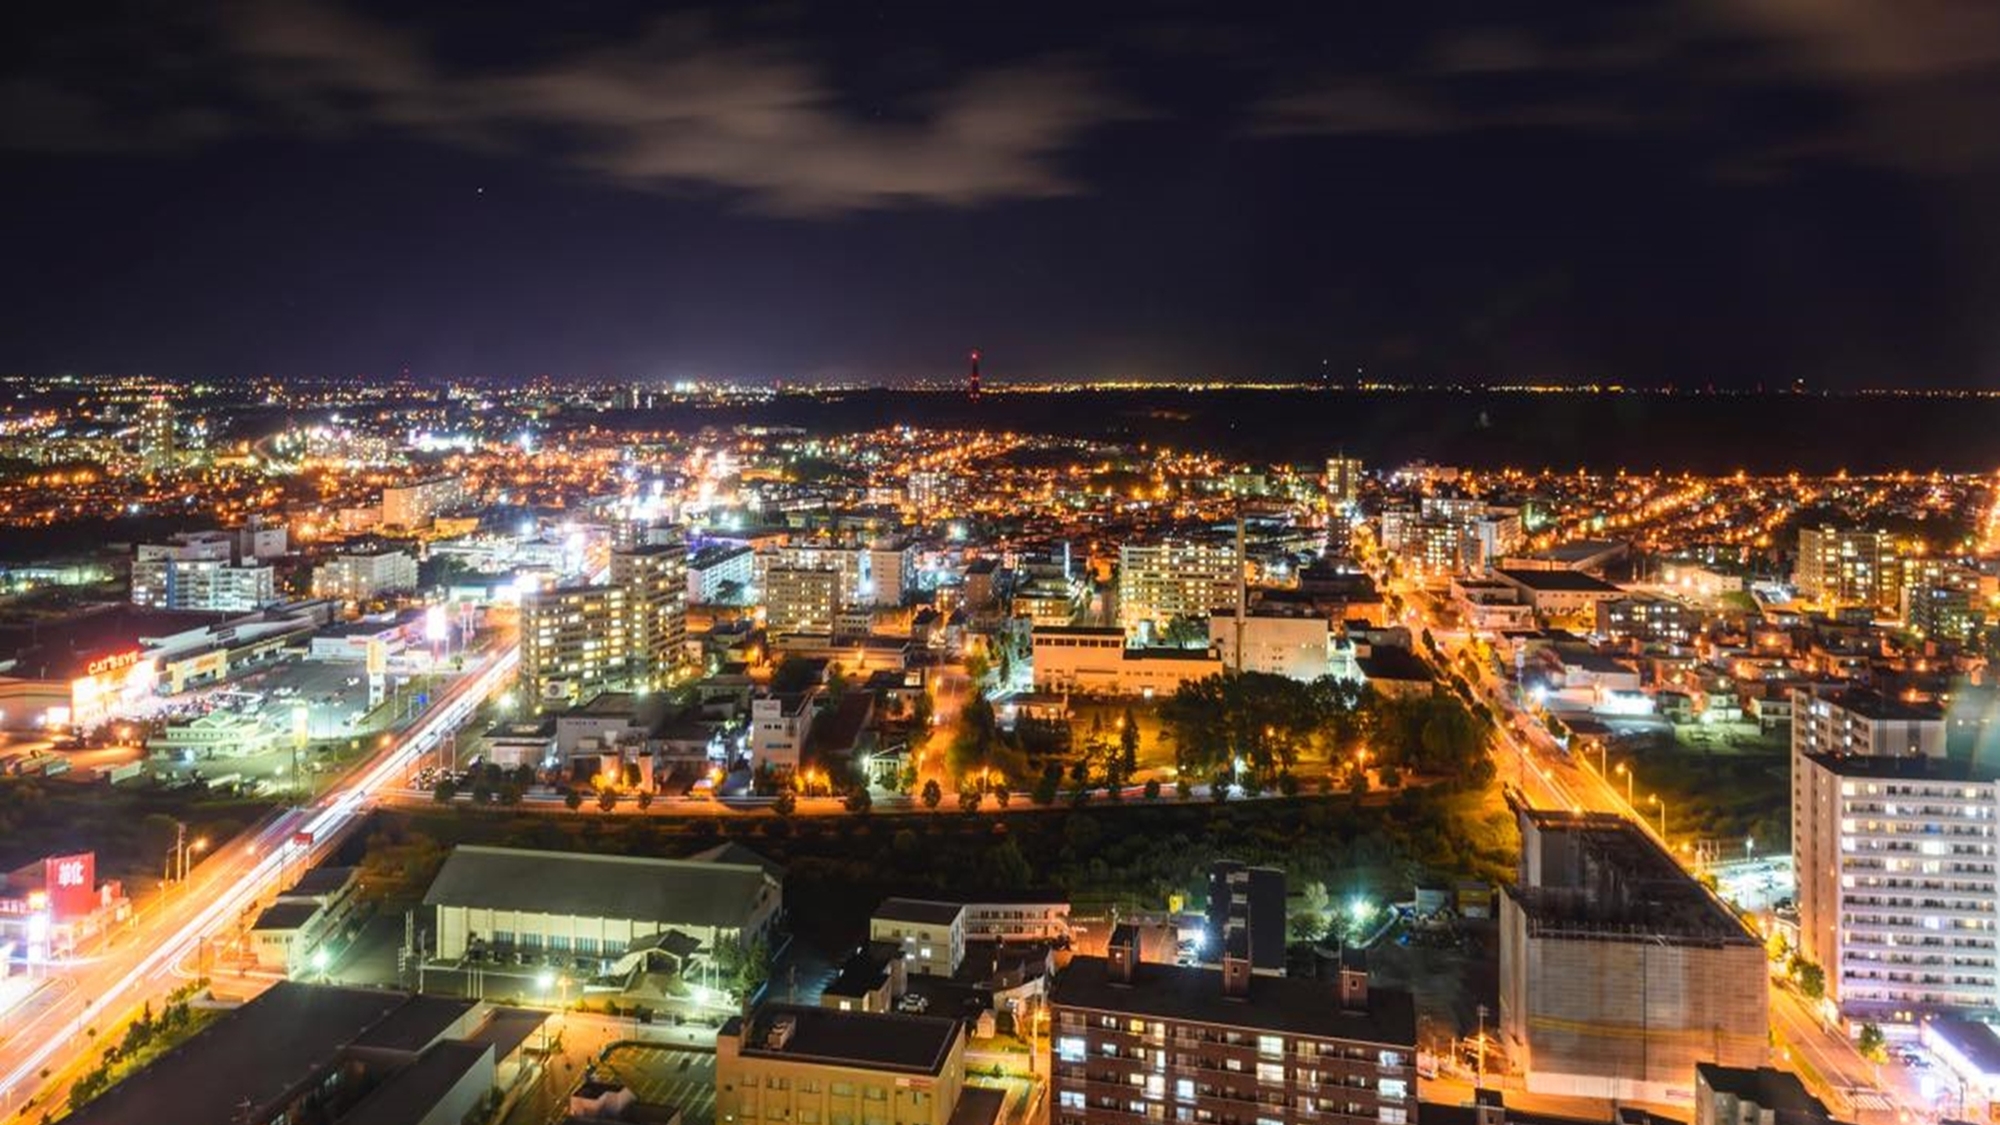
{"left": 1695, "top": 1064, "right": 1834, "bottom": 1118}
{"left": 726, "top": 1003, "right": 962, "bottom": 1076}
{"left": 422, "top": 845, "right": 777, "bottom": 929}
{"left": 875, "top": 898, "right": 968, "bottom": 926}
{"left": 65, "top": 984, "right": 411, "bottom": 1125}
{"left": 1803, "top": 752, "right": 1989, "bottom": 783}
{"left": 1495, "top": 568, "right": 1623, "bottom": 594}
{"left": 1051, "top": 956, "right": 1416, "bottom": 1046}
{"left": 1510, "top": 806, "right": 1758, "bottom": 946}
{"left": 338, "top": 1040, "right": 492, "bottom": 1125}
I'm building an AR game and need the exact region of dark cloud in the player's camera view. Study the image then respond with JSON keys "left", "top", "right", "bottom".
{"left": 2, "top": 0, "right": 1136, "bottom": 216}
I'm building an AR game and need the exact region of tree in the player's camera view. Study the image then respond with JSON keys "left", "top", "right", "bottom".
{"left": 1032, "top": 769, "right": 1061, "bottom": 806}
{"left": 921, "top": 778, "right": 944, "bottom": 811}
{"left": 1143, "top": 778, "right": 1162, "bottom": 801}
{"left": 635, "top": 789, "right": 654, "bottom": 810}
{"left": 1175, "top": 776, "right": 1193, "bottom": 800}
{"left": 845, "top": 787, "right": 873, "bottom": 814}
{"left": 1277, "top": 771, "right": 1300, "bottom": 797}
{"left": 1289, "top": 912, "right": 1326, "bottom": 942}
{"left": 958, "top": 787, "right": 983, "bottom": 814}
{"left": 432, "top": 779, "right": 458, "bottom": 804}
{"left": 1161, "top": 614, "right": 1208, "bottom": 648}
{"left": 1119, "top": 707, "right": 1141, "bottom": 776}
{"left": 1790, "top": 955, "right": 1826, "bottom": 1001}
{"left": 1856, "top": 1022, "right": 1887, "bottom": 1063}
{"left": 1378, "top": 765, "right": 1402, "bottom": 789}
{"left": 597, "top": 788, "right": 617, "bottom": 812}
{"left": 771, "top": 656, "right": 823, "bottom": 694}
{"left": 772, "top": 790, "right": 798, "bottom": 817}
{"left": 497, "top": 783, "right": 523, "bottom": 806}
{"left": 910, "top": 691, "right": 935, "bottom": 730}
{"left": 1211, "top": 771, "right": 1232, "bottom": 802}
{"left": 992, "top": 786, "right": 1011, "bottom": 809}
{"left": 563, "top": 789, "right": 584, "bottom": 811}
{"left": 1347, "top": 766, "right": 1370, "bottom": 796}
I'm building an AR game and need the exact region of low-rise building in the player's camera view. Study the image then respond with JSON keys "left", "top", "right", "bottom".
{"left": 1030, "top": 626, "right": 1224, "bottom": 697}
{"left": 871, "top": 899, "right": 967, "bottom": 977}
{"left": 312, "top": 549, "right": 420, "bottom": 602}
{"left": 716, "top": 1005, "right": 999, "bottom": 1125}
{"left": 423, "top": 844, "right": 782, "bottom": 966}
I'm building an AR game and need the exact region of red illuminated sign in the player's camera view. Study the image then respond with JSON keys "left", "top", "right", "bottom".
{"left": 43, "top": 852, "right": 95, "bottom": 920}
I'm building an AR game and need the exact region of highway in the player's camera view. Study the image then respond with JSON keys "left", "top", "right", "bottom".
{"left": 0, "top": 641, "right": 518, "bottom": 1119}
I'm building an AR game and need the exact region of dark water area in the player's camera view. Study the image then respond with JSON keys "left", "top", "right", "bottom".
{"left": 616, "top": 388, "right": 2000, "bottom": 474}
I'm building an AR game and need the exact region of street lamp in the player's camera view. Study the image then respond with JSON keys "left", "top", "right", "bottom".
{"left": 1648, "top": 793, "right": 1667, "bottom": 841}
{"left": 1613, "top": 762, "right": 1633, "bottom": 807}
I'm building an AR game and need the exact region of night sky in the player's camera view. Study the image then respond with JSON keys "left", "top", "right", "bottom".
{"left": 7, "top": 1, "right": 2000, "bottom": 386}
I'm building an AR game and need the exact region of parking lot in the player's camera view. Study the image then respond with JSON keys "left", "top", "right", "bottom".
{"left": 599, "top": 1044, "right": 717, "bottom": 1125}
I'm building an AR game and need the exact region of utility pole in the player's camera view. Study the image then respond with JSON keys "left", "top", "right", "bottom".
{"left": 1474, "top": 1004, "right": 1487, "bottom": 1090}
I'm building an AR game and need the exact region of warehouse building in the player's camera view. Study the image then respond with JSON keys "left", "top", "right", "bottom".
{"left": 1499, "top": 801, "right": 1767, "bottom": 1104}
{"left": 424, "top": 844, "right": 782, "bottom": 965}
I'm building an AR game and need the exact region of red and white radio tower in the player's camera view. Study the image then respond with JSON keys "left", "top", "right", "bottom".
{"left": 967, "top": 349, "right": 982, "bottom": 399}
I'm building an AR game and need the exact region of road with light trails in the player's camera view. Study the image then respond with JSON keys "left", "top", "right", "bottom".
{"left": 0, "top": 641, "right": 519, "bottom": 1120}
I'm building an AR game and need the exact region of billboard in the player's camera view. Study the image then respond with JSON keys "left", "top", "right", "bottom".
{"left": 44, "top": 852, "right": 95, "bottom": 920}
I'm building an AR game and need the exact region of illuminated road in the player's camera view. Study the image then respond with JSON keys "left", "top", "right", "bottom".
{"left": 1366, "top": 557, "right": 1925, "bottom": 1120}
{"left": 0, "top": 642, "right": 518, "bottom": 1118}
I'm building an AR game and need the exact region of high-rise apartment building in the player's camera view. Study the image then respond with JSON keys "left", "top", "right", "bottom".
{"left": 521, "top": 583, "right": 631, "bottom": 710}
{"left": 764, "top": 566, "right": 843, "bottom": 635}
{"left": 1325, "top": 456, "right": 1363, "bottom": 513}
{"left": 1050, "top": 929, "right": 1417, "bottom": 1125}
{"left": 1794, "top": 526, "right": 1898, "bottom": 608}
{"left": 521, "top": 540, "right": 688, "bottom": 709}
{"left": 1788, "top": 687, "right": 1987, "bottom": 1019}
{"left": 137, "top": 396, "right": 176, "bottom": 473}
{"left": 1117, "top": 538, "right": 1242, "bottom": 639}
{"left": 610, "top": 540, "right": 687, "bottom": 691}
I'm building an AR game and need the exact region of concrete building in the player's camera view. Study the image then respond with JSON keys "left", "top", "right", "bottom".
{"left": 690, "top": 544, "right": 755, "bottom": 605}
{"left": 766, "top": 565, "right": 844, "bottom": 635}
{"left": 1207, "top": 607, "right": 1331, "bottom": 680}
{"left": 137, "top": 395, "right": 176, "bottom": 472}
{"left": 871, "top": 899, "right": 966, "bottom": 977}
{"left": 1325, "top": 456, "right": 1363, "bottom": 513}
{"left": 1117, "top": 538, "right": 1242, "bottom": 640}
{"left": 131, "top": 532, "right": 276, "bottom": 612}
{"left": 750, "top": 690, "right": 821, "bottom": 771}
{"left": 520, "top": 582, "right": 631, "bottom": 710}
{"left": 1793, "top": 751, "right": 1997, "bottom": 1018}
{"left": 1050, "top": 930, "right": 1417, "bottom": 1125}
{"left": 717, "top": 1005, "right": 996, "bottom": 1125}
{"left": 520, "top": 546, "right": 686, "bottom": 710}
{"left": 1492, "top": 568, "right": 1624, "bottom": 624}
{"left": 250, "top": 865, "right": 364, "bottom": 974}
{"left": 1029, "top": 626, "right": 1224, "bottom": 697}
{"left": 1692, "top": 1064, "right": 1840, "bottom": 1125}
{"left": 381, "top": 476, "right": 465, "bottom": 530}
{"left": 1794, "top": 526, "right": 1898, "bottom": 609}
{"left": 1791, "top": 686, "right": 1945, "bottom": 761}
{"left": 1498, "top": 803, "right": 1767, "bottom": 1103}
{"left": 1594, "top": 595, "right": 1700, "bottom": 646}
{"left": 863, "top": 541, "right": 917, "bottom": 607}
{"left": 611, "top": 540, "right": 688, "bottom": 690}
{"left": 1206, "top": 861, "right": 1285, "bottom": 974}
{"left": 312, "top": 548, "right": 420, "bottom": 602}
{"left": 424, "top": 844, "right": 782, "bottom": 963}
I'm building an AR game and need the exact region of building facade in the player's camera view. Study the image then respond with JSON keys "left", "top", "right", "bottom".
{"left": 311, "top": 548, "right": 419, "bottom": 602}
{"left": 1499, "top": 804, "right": 1767, "bottom": 1103}
{"left": 1117, "top": 539, "right": 1242, "bottom": 639}
{"left": 1050, "top": 936, "right": 1417, "bottom": 1125}
{"left": 717, "top": 1005, "right": 980, "bottom": 1125}
{"left": 1794, "top": 526, "right": 1898, "bottom": 609}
